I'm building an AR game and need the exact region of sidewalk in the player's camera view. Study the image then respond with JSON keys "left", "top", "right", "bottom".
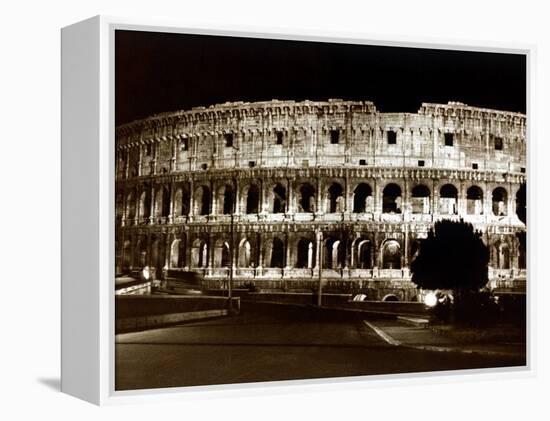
{"left": 364, "top": 319, "right": 526, "bottom": 358}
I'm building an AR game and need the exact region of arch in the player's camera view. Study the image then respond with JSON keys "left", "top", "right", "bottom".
{"left": 191, "top": 238, "right": 208, "bottom": 268}
{"left": 466, "top": 185, "right": 484, "bottom": 215}
{"left": 174, "top": 184, "right": 190, "bottom": 216}
{"left": 382, "top": 294, "right": 399, "bottom": 302}
{"left": 382, "top": 183, "right": 402, "bottom": 214}
{"left": 356, "top": 239, "right": 372, "bottom": 269}
{"left": 439, "top": 184, "right": 458, "bottom": 215}
{"left": 411, "top": 184, "right": 431, "bottom": 214}
{"left": 516, "top": 183, "right": 526, "bottom": 223}
{"left": 327, "top": 182, "right": 344, "bottom": 213}
{"left": 151, "top": 235, "right": 165, "bottom": 270}
{"left": 492, "top": 187, "right": 508, "bottom": 216}
{"left": 382, "top": 240, "right": 401, "bottom": 269}
{"left": 272, "top": 183, "right": 287, "bottom": 213}
{"left": 298, "top": 183, "right": 315, "bottom": 213}
{"left": 194, "top": 185, "right": 211, "bottom": 215}
{"left": 139, "top": 188, "right": 151, "bottom": 219}
{"left": 238, "top": 238, "right": 252, "bottom": 267}
{"left": 244, "top": 184, "right": 260, "bottom": 214}
{"left": 126, "top": 191, "right": 136, "bottom": 220}
{"left": 170, "top": 236, "right": 187, "bottom": 268}
{"left": 220, "top": 184, "right": 235, "bottom": 215}
{"left": 122, "top": 240, "right": 132, "bottom": 270}
{"left": 270, "top": 237, "right": 285, "bottom": 268}
{"left": 325, "top": 237, "right": 344, "bottom": 269}
{"left": 353, "top": 183, "right": 373, "bottom": 213}
{"left": 296, "top": 238, "right": 314, "bottom": 269}
{"left": 497, "top": 243, "right": 510, "bottom": 269}
{"left": 221, "top": 242, "right": 231, "bottom": 267}
{"left": 155, "top": 185, "right": 171, "bottom": 217}
{"left": 136, "top": 237, "right": 148, "bottom": 267}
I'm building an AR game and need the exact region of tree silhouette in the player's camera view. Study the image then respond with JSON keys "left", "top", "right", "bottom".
{"left": 411, "top": 220, "right": 489, "bottom": 293}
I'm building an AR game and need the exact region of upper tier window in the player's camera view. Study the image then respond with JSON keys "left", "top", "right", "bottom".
{"left": 330, "top": 129, "right": 340, "bottom": 144}
{"left": 387, "top": 130, "right": 397, "bottom": 145}
{"left": 494, "top": 137, "right": 503, "bottom": 150}
{"left": 225, "top": 133, "right": 234, "bottom": 147}
{"left": 444, "top": 133, "right": 454, "bottom": 147}
{"left": 276, "top": 131, "right": 284, "bottom": 145}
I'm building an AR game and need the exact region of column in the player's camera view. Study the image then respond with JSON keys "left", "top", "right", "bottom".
{"left": 168, "top": 182, "right": 175, "bottom": 223}
{"left": 125, "top": 148, "right": 130, "bottom": 179}
{"left": 171, "top": 136, "right": 177, "bottom": 172}
{"left": 285, "top": 232, "right": 292, "bottom": 270}
{"left": 138, "top": 143, "right": 143, "bottom": 176}
{"left": 149, "top": 184, "right": 155, "bottom": 225}
{"left": 316, "top": 176, "right": 323, "bottom": 214}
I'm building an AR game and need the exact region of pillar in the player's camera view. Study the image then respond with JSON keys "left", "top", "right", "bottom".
{"left": 149, "top": 184, "right": 155, "bottom": 225}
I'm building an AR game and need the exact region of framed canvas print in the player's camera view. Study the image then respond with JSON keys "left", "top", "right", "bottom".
{"left": 61, "top": 16, "right": 531, "bottom": 405}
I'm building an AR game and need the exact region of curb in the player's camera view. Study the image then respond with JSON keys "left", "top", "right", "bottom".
{"left": 363, "top": 320, "right": 524, "bottom": 358}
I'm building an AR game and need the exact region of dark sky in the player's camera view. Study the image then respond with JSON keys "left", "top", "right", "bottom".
{"left": 115, "top": 30, "right": 526, "bottom": 126}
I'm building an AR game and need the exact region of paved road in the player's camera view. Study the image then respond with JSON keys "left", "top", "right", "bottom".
{"left": 115, "top": 305, "right": 525, "bottom": 391}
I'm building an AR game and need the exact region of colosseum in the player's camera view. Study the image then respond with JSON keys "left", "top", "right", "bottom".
{"left": 115, "top": 99, "right": 527, "bottom": 301}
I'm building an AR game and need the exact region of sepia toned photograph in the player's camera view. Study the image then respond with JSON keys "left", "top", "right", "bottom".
{"left": 113, "top": 29, "right": 527, "bottom": 391}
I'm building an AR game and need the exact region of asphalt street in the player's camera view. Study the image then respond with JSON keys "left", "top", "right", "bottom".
{"left": 115, "top": 305, "right": 526, "bottom": 390}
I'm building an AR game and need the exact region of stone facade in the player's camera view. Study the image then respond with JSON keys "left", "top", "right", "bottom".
{"left": 115, "top": 99, "right": 527, "bottom": 301}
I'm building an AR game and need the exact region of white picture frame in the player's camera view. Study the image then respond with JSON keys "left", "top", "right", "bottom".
{"left": 61, "top": 15, "right": 534, "bottom": 405}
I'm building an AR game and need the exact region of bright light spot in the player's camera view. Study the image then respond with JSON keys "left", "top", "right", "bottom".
{"left": 424, "top": 292, "right": 438, "bottom": 307}
{"left": 142, "top": 267, "right": 150, "bottom": 280}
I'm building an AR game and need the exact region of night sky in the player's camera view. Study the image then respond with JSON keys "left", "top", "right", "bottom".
{"left": 115, "top": 30, "right": 526, "bottom": 126}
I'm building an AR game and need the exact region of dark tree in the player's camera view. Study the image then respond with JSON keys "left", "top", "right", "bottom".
{"left": 411, "top": 220, "right": 489, "bottom": 294}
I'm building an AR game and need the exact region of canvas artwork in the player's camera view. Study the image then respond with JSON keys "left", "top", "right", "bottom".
{"left": 113, "top": 30, "right": 527, "bottom": 391}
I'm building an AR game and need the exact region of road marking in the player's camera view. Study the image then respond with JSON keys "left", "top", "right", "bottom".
{"left": 363, "top": 320, "right": 401, "bottom": 346}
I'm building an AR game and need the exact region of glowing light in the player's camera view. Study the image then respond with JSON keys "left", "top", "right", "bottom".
{"left": 424, "top": 292, "right": 438, "bottom": 307}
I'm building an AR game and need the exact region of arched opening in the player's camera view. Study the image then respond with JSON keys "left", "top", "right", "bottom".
{"left": 174, "top": 185, "right": 190, "bottom": 216}
{"left": 139, "top": 188, "right": 151, "bottom": 219}
{"left": 382, "top": 294, "right": 399, "bottom": 302}
{"left": 245, "top": 184, "right": 260, "bottom": 214}
{"left": 222, "top": 184, "right": 235, "bottom": 215}
{"left": 411, "top": 184, "right": 430, "bottom": 214}
{"left": 492, "top": 187, "right": 508, "bottom": 216}
{"left": 327, "top": 183, "right": 344, "bottom": 213}
{"left": 195, "top": 185, "right": 211, "bottom": 216}
{"left": 137, "top": 238, "right": 148, "bottom": 267}
{"left": 126, "top": 191, "right": 136, "bottom": 220}
{"left": 270, "top": 237, "right": 285, "bottom": 268}
{"left": 151, "top": 235, "right": 165, "bottom": 271}
{"left": 122, "top": 240, "right": 132, "bottom": 271}
{"left": 191, "top": 239, "right": 208, "bottom": 268}
{"left": 498, "top": 243, "right": 510, "bottom": 269}
{"left": 296, "top": 238, "right": 314, "bottom": 268}
{"left": 238, "top": 239, "right": 252, "bottom": 268}
{"left": 272, "top": 183, "right": 287, "bottom": 213}
{"left": 221, "top": 242, "right": 231, "bottom": 267}
{"left": 466, "top": 186, "right": 484, "bottom": 215}
{"left": 516, "top": 184, "right": 526, "bottom": 223}
{"left": 353, "top": 183, "right": 373, "bottom": 213}
{"left": 357, "top": 240, "right": 371, "bottom": 269}
{"left": 155, "top": 186, "right": 171, "bottom": 217}
{"left": 170, "top": 236, "right": 187, "bottom": 268}
{"left": 383, "top": 183, "right": 402, "bottom": 214}
{"left": 170, "top": 239, "right": 180, "bottom": 268}
{"left": 326, "top": 238, "right": 344, "bottom": 269}
{"left": 382, "top": 240, "right": 401, "bottom": 269}
{"left": 439, "top": 184, "right": 458, "bottom": 215}
{"left": 298, "top": 183, "right": 315, "bottom": 213}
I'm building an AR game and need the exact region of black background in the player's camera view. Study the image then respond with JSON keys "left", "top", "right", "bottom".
{"left": 115, "top": 30, "right": 526, "bottom": 126}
